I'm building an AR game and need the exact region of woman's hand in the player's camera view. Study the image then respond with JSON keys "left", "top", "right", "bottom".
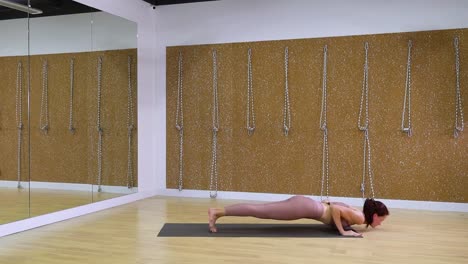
{"left": 341, "top": 230, "right": 363, "bottom": 237}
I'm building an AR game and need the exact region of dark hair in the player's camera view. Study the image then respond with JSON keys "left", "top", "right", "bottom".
{"left": 363, "top": 198, "right": 389, "bottom": 227}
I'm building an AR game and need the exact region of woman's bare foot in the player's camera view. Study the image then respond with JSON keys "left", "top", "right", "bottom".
{"left": 208, "top": 208, "right": 220, "bottom": 232}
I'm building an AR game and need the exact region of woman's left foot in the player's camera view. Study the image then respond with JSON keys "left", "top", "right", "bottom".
{"left": 208, "top": 208, "right": 218, "bottom": 233}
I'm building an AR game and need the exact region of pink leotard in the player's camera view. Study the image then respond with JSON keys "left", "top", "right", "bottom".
{"left": 224, "top": 195, "right": 326, "bottom": 221}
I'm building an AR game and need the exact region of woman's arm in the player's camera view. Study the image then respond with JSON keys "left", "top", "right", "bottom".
{"left": 330, "top": 204, "right": 363, "bottom": 237}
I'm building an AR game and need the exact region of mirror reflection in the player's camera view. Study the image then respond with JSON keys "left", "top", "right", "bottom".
{"left": 87, "top": 11, "right": 138, "bottom": 202}
{"left": 0, "top": 0, "right": 138, "bottom": 224}
{"left": 0, "top": 0, "right": 30, "bottom": 224}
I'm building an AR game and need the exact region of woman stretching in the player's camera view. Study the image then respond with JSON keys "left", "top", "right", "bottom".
{"left": 208, "top": 196, "right": 389, "bottom": 237}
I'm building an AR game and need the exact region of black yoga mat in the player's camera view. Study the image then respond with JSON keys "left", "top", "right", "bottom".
{"left": 157, "top": 223, "right": 359, "bottom": 238}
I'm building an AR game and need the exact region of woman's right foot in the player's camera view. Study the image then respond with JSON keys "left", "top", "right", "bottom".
{"left": 208, "top": 208, "right": 219, "bottom": 233}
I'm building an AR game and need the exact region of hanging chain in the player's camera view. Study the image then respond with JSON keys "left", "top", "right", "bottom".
{"left": 320, "top": 45, "right": 329, "bottom": 200}
{"left": 401, "top": 40, "right": 413, "bottom": 136}
{"left": 127, "top": 55, "right": 135, "bottom": 189}
{"left": 69, "top": 58, "right": 76, "bottom": 134}
{"left": 358, "top": 42, "right": 375, "bottom": 199}
{"left": 321, "top": 130, "right": 330, "bottom": 200}
{"left": 320, "top": 45, "right": 328, "bottom": 131}
{"left": 246, "top": 48, "right": 256, "bottom": 136}
{"left": 16, "top": 61, "right": 24, "bottom": 189}
{"left": 16, "top": 62, "right": 23, "bottom": 130}
{"left": 362, "top": 130, "right": 375, "bottom": 199}
{"left": 97, "top": 56, "right": 103, "bottom": 192}
{"left": 283, "top": 46, "right": 291, "bottom": 136}
{"left": 454, "top": 36, "right": 464, "bottom": 138}
{"left": 209, "top": 49, "right": 219, "bottom": 198}
{"left": 358, "top": 43, "right": 369, "bottom": 131}
{"left": 40, "top": 59, "right": 49, "bottom": 134}
{"left": 175, "top": 51, "right": 184, "bottom": 191}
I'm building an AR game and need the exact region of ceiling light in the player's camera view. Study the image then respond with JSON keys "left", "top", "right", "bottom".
{"left": 0, "top": 0, "right": 43, "bottom": 15}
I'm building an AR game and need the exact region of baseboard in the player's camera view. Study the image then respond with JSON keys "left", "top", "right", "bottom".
{"left": 157, "top": 188, "right": 468, "bottom": 213}
{"left": 0, "top": 180, "right": 136, "bottom": 194}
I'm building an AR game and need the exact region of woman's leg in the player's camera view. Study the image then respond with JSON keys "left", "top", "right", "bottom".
{"left": 208, "top": 196, "right": 323, "bottom": 232}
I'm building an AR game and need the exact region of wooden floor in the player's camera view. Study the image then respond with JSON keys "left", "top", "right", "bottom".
{"left": 0, "top": 196, "right": 467, "bottom": 264}
{"left": 0, "top": 188, "right": 126, "bottom": 224}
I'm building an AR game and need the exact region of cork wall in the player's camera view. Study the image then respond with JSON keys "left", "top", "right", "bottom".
{"left": 0, "top": 49, "right": 138, "bottom": 187}
{"left": 166, "top": 28, "right": 467, "bottom": 203}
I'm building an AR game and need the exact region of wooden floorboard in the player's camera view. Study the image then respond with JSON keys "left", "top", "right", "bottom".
{"left": 0, "top": 196, "right": 467, "bottom": 264}
{"left": 0, "top": 188, "right": 126, "bottom": 224}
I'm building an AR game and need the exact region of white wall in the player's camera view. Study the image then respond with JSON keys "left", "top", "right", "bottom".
{"left": 0, "top": 18, "right": 28, "bottom": 56}
{"left": 30, "top": 12, "right": 137, "bottom": 55}
{"left": 0, "top": 12, "right": 137, "bottom": 56}
{"left": 155, "top": 0, "right": 468, "bottom": 46}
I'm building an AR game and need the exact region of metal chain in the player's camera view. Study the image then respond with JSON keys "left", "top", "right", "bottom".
{"left": 16, "top": 61, "right": 23, "bottom": 130}
{"left": 320, "top": 45, "right": 328, "bottom": 130}
{"left": 361, "top": 130, "right": 375, "bottom": 199}
{"left": 246, "top": 48, "right": 256, "bottom": 136}
{"left": 401, "top": 40, "right": 413, "bottom": 136}
{"left": 127, "top": 55, "right": 135, "bottom": 189}
{"left": 283, "top": 46, "right": 291, "bottom": 136}
{"left": 209, "top": 49, "right": 219, "bottom": 198}
{"left": 40, "top": 59, "right": 49, "bottom": 134}
{"left": 320, "top": 45, "right": 329, "bottom": 200}
{"left": 16, "top": 61, "right": 24, "bottom": 189}
{"left": 97, "top": 56, "right": 103, "bottom": 192}
{"left": 358, "top": 43, "right": 369, "bottom": 131}
{"left": 454, "top": 36, "right": 464, "bottom": 138}
{"left": 358, "top": 42, "right": 375, "bottom": 199}
{"left": 175, "top": 52, "right": 184, "bottom": 191}
{"left": 69, "top": 58, "right": 76, "bottom": 134}
{"left": 321, "top": 129, "right": 330, "bottom": 200}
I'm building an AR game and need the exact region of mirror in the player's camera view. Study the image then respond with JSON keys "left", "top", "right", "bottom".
{"left": 0, "top": 1, "right": 30, "bottom": 224}
{"left": 88, "top": 11, "right": 138, "bottom": 202}
{"left": 29, "top": 10, "right": 138, "bottom": 215}
{"left": 28, "top": 11, "right": 96, "bottom": 217}
{"left": 0, "top": 0, "right": 138, "bottom": 224}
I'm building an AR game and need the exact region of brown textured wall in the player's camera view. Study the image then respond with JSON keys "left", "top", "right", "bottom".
{"left": 166, "top": 28, "right": 467, "bottom": 202}
{"left": 0, "top": 49, "right": 138, "bottom": 187}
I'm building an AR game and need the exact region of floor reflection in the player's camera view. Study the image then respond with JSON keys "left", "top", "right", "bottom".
{"left": 0, "top": 187, "right": 129, "bottom": 224}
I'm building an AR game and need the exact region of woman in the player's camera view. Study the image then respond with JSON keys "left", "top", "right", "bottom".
{"left": 208, "top": 196, "right": 389, "bottom": 237}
